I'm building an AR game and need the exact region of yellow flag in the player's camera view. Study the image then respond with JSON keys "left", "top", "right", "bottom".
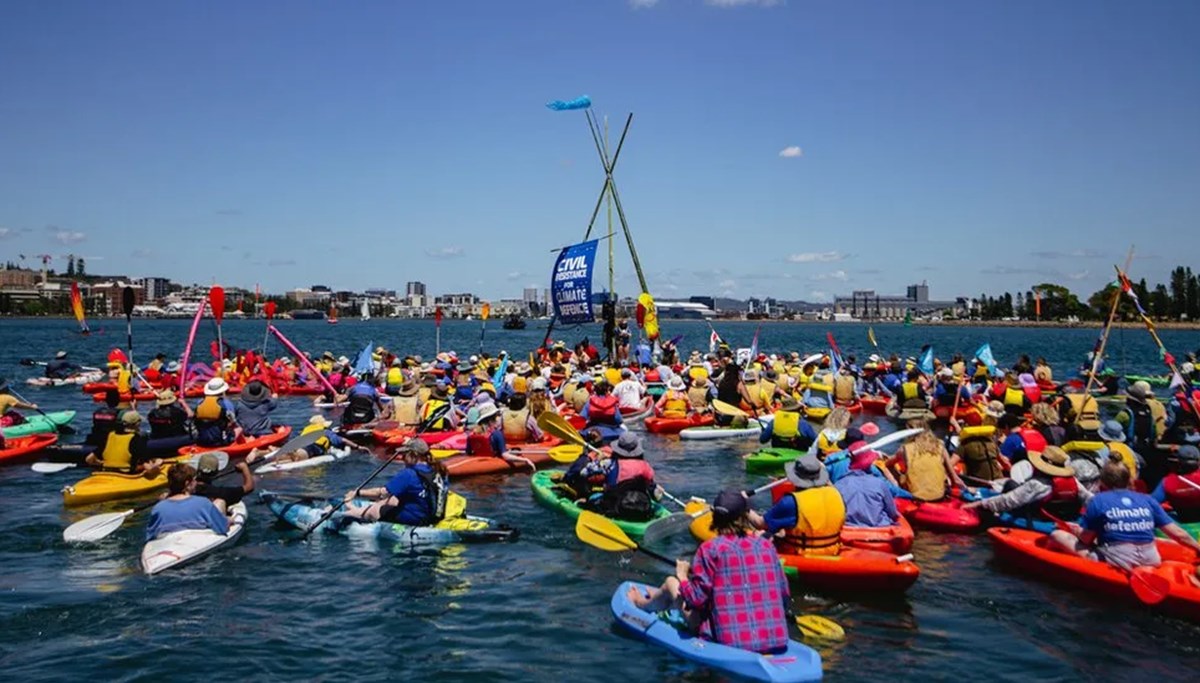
{"left": 867, "top": 326, "right": 877, "bottom": 348}
{"left": 481, "top": 302, "right": 491, "bottom": 321}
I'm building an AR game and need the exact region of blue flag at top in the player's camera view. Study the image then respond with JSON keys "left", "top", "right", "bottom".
{"left": 546, "top": 95, "right": 592, "bottom": 111}
{"left": 918, "top": 345, "right": 934, "bottom": 376}
{"left": 975, "top": 343, "right": 999, "bottom": 375}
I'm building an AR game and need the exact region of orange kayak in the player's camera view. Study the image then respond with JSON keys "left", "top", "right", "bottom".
{"left": 441, "top": 450, "right": 554, "bottom": 478}
{"left": 841, "top": 516, "right": 915, "bottom": 555}
{"left": 177, "top": 425, "right": 292, "bottom": 458}
{"left": 0, "top": 433, "right": 58, "bottom": 465}
{"left": 860, "top": 396, "right": 889, "bottom": 415}
{"left": 896, "top": 496, "right": 981, "bottom": 533}
{"left": 932, "top": 402, "right": 983, "bottom": 425}
{"left": 988, "top": 528, "right": 1200, "bottom": 622}
{"left": 779, "top": 548, "right": 919, "bottom": 592}
{"left": 644, "top": 413, "right": 714, "bottom": 434}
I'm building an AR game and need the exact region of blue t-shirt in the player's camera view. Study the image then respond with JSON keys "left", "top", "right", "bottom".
{"left": 999, "top": 433, "right": 1027, "bottom": 462}
{"left": 383, "top": 463, "right": 434, "bottom": 525}
{"left": 146, "top": 495, "right": 229, "bottom": 540}
{"left": 1080, "top": 490, "right": 1173, "bottom": 544}
{"left": 489, "top": 429, "right": 507, "bottom": 456}
{"left": 348, "top": 383, "right": 378, "bottom": 400}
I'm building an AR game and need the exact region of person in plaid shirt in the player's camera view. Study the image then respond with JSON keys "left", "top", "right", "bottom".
{"left": 628, "top": 489, "right": 791, "bottom": 654}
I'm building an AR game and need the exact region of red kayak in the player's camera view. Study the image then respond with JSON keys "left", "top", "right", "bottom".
{"left": 834, "top": 399, "right": 863, "bottom": 414}
{"left": 932, "top": 402, "right": 983, "bottom": 426}
{"left": 644, "top": 413, "right": 714, "bottom": 435}
{"left": 0, "top": 433, "right": 58, "bottom": 465}
{"left": 989, "top": 528, "right": 1200, "bottom": 622}
{"left": 896, "top": 496, "right": 981, "bottom": 533}
{"left": 841, "top": 516, "right": 916, "bottom": 555}
{"left": 860, "top": 396, "right": 890, "bottom": 415}
{"left": 442, "top": 450, "right": 554, "bottom": 478}
{"left": 176, "top": 425, "right": 292, "bottom": 458}
{"left": 619, "top": 397, "right": 655, "bottom": 422}
{"left": 779, "top": 547, "right": 919, "bottom": 592}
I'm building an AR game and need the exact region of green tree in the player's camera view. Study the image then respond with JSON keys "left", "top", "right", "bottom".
{"left": 77, "top": 257, "right": 86, "bottom": 277}
{"left": 66, "top": 255, "right": 75, "bottom": 277}
{"left": 1151, "top": 284, "right": 1170, "bottom": 318}
{"left": 1170, "top": 266, "right": 1188, "bottom": 318}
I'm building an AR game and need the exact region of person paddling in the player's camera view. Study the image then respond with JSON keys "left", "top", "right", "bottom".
{"left": 145, "top": 464, "right": 230, "bottom": 541}
{"left": 44, "top": 351, "right": 83, "bottom": 380}
{"left": 339, "top": 439, "right": 449, "bottom": 525}
{"left": 195, "top": 452, "right": 254, "bottom": 515}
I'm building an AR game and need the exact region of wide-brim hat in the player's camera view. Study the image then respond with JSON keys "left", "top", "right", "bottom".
{"left": 744, "top": 369, "right": 758, "bottom": 381}
{"left": 515, "top": 362, "right": 532, "bottom": 375}
{"left": 779, "top": 395, "right": 802, "bottom": 412}
{"left": 421, "top": 374, "right": 438, "bottom": 388}
{"left": 432, "top": 383, "right": 449, "bottom": 399}
{"left": 308, "top": 415, "right": 333, "bottom": 429}
{"left": 667, "top": 376, "right": 686, "bottom": 391}
{"left": 1129, "top": 380, "right": 1153, "bottom": 400}
{"left": 204, "top": 378, "right": 229, "bottom": 396}
{"left": 1029, "top": 445, "right": 1075, "bottom": 478}
{"left": 1099, "top": 420, "right": 1126, "bottom": 443}
{"left": 55, "top": 351, "right": 68, "bottom": 359}
{"left": 156, "top": 389, "right": 178, "bottom": 406}
{"left": 984, "top": 401, "right": 1005, "bottom": 418}
{"left": 243, "top": 381, "right": 269, "bottom": 403}
{"left": 121, "top": 411, "right": 142, "bottom": 426}
{"left": 611, "top": 432, "right": 645, "bottom": 459}
{"left": 398, "top": 378, "right": 419, "bottom": 396}
{"left": 165, "top": 361, "right": 181, "bottom": 373}
{"left": 785, "top": 455, "right": 830, "bottom": 490}
{"left": 477, "top": 403, "right": 500, "bottom": 423}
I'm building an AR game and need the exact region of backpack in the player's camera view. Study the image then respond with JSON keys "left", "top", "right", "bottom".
{"left": 414, "top": 469, "right": 448, "bottom": 522}
{"left": 604, "top": 478, "right": 654, "bottom": 521}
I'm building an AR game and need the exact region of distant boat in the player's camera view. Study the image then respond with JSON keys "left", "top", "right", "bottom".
{"left": 290, "top": 309, "right": 324, "bottom": 320}
{"left": 327, "top": 304, "right": 339, "bottom": 325}
{"left": 502, "top": 313, "right": 527, "bottom": 330}
{"left": 360, "top": 300, "right": 370, "bottom": 321}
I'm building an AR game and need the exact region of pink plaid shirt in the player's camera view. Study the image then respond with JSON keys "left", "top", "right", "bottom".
{"left": 679, "top": 534, "right": 790, "bottom": 654}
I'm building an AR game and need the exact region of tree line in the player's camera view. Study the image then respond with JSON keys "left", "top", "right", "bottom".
{"left": 975, "top": 266, "right": 1200, "bottom": 322}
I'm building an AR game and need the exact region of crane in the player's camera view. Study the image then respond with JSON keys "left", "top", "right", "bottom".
{"left": 35, "top": 254, "right": 53, "bottom": 286}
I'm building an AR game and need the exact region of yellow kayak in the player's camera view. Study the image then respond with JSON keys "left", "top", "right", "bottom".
{"left": 62, "top": 463, "right": 182, "bottom": 507}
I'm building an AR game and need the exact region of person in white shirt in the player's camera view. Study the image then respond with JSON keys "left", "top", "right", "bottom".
{"left": 613, "top": 368, "right": 646, "bottom": 410}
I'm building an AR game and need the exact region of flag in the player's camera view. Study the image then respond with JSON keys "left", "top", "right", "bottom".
{"left": 1170, "top": 371, "right": 1186, "bottom": 392}
{"left": 867, "top": 326, "right": 877, "bottom": 348}
{"left": 709, "top": 329, "right": 722, "bottom": 355}
{"left": 829, "top": 346, "right": 840, "bottom": 375}
{"left": 918, "top": 345, "right": 934, "bottom": 376}
{"left": 546, "top": 95, "right": 592, "bottom": 111}
{"left": 353, "top": 341, "right": 374, "bottom": 376}
{"left": 826, "top": 332, "right": 844, "bottom": 368}
{"left": 975, "top": 343, "right": 998, "bottom": 375}
{"left": 1034, "top": 290, "right": 1041, "bottom": 318}
{"left": 435, "top": 306, "right": 443, "bottom": 326}
{"left": 748, "top": 324, "right": 761, "bottom": 362}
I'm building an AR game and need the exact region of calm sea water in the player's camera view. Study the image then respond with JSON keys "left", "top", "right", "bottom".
{"left": 1, "top": 319, "right": 1198, "bottom": 681}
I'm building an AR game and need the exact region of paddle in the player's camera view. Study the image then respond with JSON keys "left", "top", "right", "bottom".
{"left": 795, "top": 614, "right": 845, "bottom": 641}
{"left": 1039, "top": 509, "right": 1169, "bottom": 605}
{"left": 262, "top": 301, "right": 276, "bottom": 357}
{"left": 247, "top": 430, "right": 326, "bottom": 473}
{"left": 641, "top": 427, "right": 924, "bottom": 545}
{"left": 122, "top": 286, "right": 136, "bottom": 368}
{"left": 211, "top": 285, "right": 226, "bottom": 361}
{"left": 297, "top": 403, "right": 450, "bottom": 541}
{"left": 4, "top": 382, "right": 75, "bottom": 435}
{"left": 548, "top": 443, "right": 584, "bottom": 464}
{"left": 479, "top": 302, "right": 490, "bottom": 353}
{"left": 712, "top": 398, "right": 768, "bottom": 434}
{"left": 61, "top": 451, "right": 231, "bottom": 542}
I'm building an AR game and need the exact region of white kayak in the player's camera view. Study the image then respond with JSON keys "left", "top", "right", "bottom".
{"left": 679, "top": 418, "right": 768, "bottom": 441}
{"left": 253, "top": 446, "right": 354, "bottom": 474}
{"left": 25, "top": 371, "right": 105, "bottom": 387}
{"left": 141, "top": 501, "right": 247, "bottom": 575}
{"left": 620, "top": 396, "right": 655, "bottom": 424}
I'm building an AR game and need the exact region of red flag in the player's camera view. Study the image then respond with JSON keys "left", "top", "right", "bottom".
{"left": 264, "top": 301, "right": 277, "bottom": 319}
{"left": 1034, "top": 290, "right": 1041, "bottom": 318}
{"left": 435, "top": 306, "right": 443, "bottom": 326}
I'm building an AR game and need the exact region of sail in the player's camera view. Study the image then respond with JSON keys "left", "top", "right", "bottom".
{"left": 328, "top": 304, "right": 338, "bottom": 323}
{"left": 361, "top": 300, "right": 370, "bottom": 321}
{"left": 70, "top": 282, "right": 89, "bottom": 333}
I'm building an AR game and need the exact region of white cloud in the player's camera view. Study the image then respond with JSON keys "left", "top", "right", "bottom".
{"left": 629, "top": 0, "right": 660, "bottom": 7}
{"left": 0, "top": 227, "right": 10, "bottom": 239}
{"left": 505, "top": 271, "right": 524, "bottom": 281}
{"left": 809, "top": 270, "right": 848, "bottom": 282}
{"left": 809, "top": 290, "right": 831, "bottom": 301}
{"left": 1067, "top": 270, "right": 1090, "bottom": 281}
{"left": 778, "top": 145, "right": 803, "bottom": 158}
{"left": 708, "top": 0, "right": 782, "bottom": 7}
{"left": 425, "top": 246, "right": 464, "bottom": 259}
{"left": 53, "top": 230, "right": 86, "bottom": 245}
{"left": 718, "top": 279, "right": 737, "bottom": 289}
{"left": 787, "top": 251, "right": 845, "bottom": 264}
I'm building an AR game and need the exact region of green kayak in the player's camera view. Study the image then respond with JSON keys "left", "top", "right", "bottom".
{"left": 1125, "top": 374, "right": 1171, "bottom": 388}
{"left": 530, "top": 470, "right": 671, "bottom": 539}
{"left": 744, "top": 447, "right": 805, "bottom": 475}
{"left": 1, "top": 411, "right": 75, "bottom": 438}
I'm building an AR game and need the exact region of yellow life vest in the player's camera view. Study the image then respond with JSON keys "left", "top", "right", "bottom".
{"left": 392, "top": 396, "right": 419, "bottom": 424}
{"left": 687, "top": 385, "right": 709, "bottom": 409}
{"left": 780, "top": 487, "right": 845, "bottom": 556}
{"left": 760, "top": 380, "right": 778, "bottom": 406}
{"left": 421, "top": 399, "right": 450, "bottom": 430}
{"left": 562, "top": 381, "right": 579, "bottom": 399}
{"left": 1108, "top": 442, "right": 1139, "bottom": 479}
{"left": 745, "top": 381, "right": 767, "bottom": 409}
{"left": 386, "top": 367, "right": 403, "bottom": 388}
{"left": 300, "top": 422, "right": 331, "bottom": 451}
{"left": 772, "top": 410, "right": 802, "bottom": 439}
{"left": 195, "top": 395, "right": 224, "bottom": 422}
{"left": 904, "top": 444, "right": 947, "bottom": 501}
{"left": 959, "top": 425, "right": 996, "bottom": 439}
{"left": 1065, "top": 394, "right": 1101, "bottom": 432}
{"left": 418, "top": 387, "right": 432, "bottom": 403}
{"left": 816, "top": 429, "right": 844, "bottom": 457}
{"left": 101, "top": 432, "right": 135, "bottom": 470}
{"left": 1004, "top": 386, "right": 1028, "bottom": 409}
{"left": 502, "top": 407, "right": 530, "bottom": 442}
{"left": 688, "top": 366, "right": 709, "bottom": 382}
{"left": 833, "top": 374, "right": 856, "bottom": 402}
{"left": 901, "top": 382, "right": 921, "bottom": 401}
{"left": 662, "top": 391, "right": 689, "bottom": 419}
{"left": 1063, "top": 440, "right": 1105, "bottom": 454}
{"left": 115, "top": 368, "right": 132, "bottom": 394}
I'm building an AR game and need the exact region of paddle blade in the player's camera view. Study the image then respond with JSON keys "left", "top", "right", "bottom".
{"left": 210, "top": 286, "right": 226, "bottom": 324}
{"left": 640, "top": 512, "right": 694, "bottom": 546}
{"left": 575, "top": 510, "right": 638, "bottom": 553}
{"left": 122, "top": 286, "right": 135, "bottom": 317}
{"left": 32, "top": 462, "right": 76, "bottom": 474}
{"left": 264, "top": 301, "right": 277, "bottom": 319}
{"left": 537, "top": 412, "right": 586, "bottom": 447}
{"left": 712, "top": 400, "right": 747, "bottom": 418}
{"left": 795, "top": 615, "right": 845, "bottom": 641}
{"left": 1129, "top": 567, "right": 1170, "bottom": 605}
{"left": 481, "top": 302, "right": 491, "bottom": 321}
{"left": 63, "top": 510, "right": 134, "bottom": 543}
{"left": 548, "top": 443, "right": 584, "bottom": 464}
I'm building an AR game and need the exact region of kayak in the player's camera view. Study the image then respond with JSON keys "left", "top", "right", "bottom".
{"left": 779, "top": 548, "right": 920, "bottom": 592}
{"left": 253, "top": 446, "right": 353, "bottom": 474}
{"left": 90, "top": 387, "right": 212, "bottom": 401}
{"left": 442, "top": 450, "right": 554, "bottom": 478}
{"left": 967, "top": 488, "right": 1072, "bottom": 535}
{"left": 744, "top": 447, "right": 803, "bottom": 475}
{"left": 1125, "top": 374, "right": 1172, "bottom": 388}
{"left": 896, "top": 496, "right": 981, "bottom": 533}
{"left": 0, "top": 433, "right": 58, "bottom": 465}
{"left": 860, "top": 396, "right": 890, "bottom": 415}
{"left": 141, "top": 501, "right": 247, "bottom": 575}
{"left": 620, "top": 397, "right": 655, "bottom": 423}
{"left": 988, "top": 527, "right": 1200, "bottom": 622}
{"left": 802, "top": 406, "right": 830, "bottom": 422}
{"left": 644, "top": 413, "right": 714, "bottom": 435}
{"left": 63, "top": 468, "right": 168, "bottom": 507}
{"left": 840, "top": 516, "right": 916, "bottom": 555}
{"left": 530, "top": 470, "right": 671, "bottom": 539}
{"left": 833, "top": 399, "right": 863, "bottom": 414}
{"left": 176, "top": 426, "right": 292, "bottom": 458}
{"left": 680, "top": 419, "right": 766, "bottom": 441}
{"left": 261, "top": 492, "right": 518, "bottom": 548}
{"left": 611, "top": 581, "right": 823, "bottom": 683}
{"left": 1, "top": 411, "right": 76, "bottom": 438}
{"left": 25, "top": 370, "right": 105, "bottom": 387}
{"left": 932, "top": 403, "right": 983, "bottom": 426}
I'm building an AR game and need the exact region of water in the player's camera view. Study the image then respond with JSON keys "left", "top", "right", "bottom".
{"left": 2, "top": 318, "right": 1199, "bottom": 681}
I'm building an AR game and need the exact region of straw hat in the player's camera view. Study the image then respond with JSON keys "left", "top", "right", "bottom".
{"left": 308, "top": 415, "right": 333, "bottom": 429}
{"left": 667, "top": 376, "right": 686, "bottom": 391}
{"left": 779, "top": 395, "right": 802, "bottom": 412}
{"left": 398, "top": 377, "right": 419, "bottom": 397}
{"left": 984, "top": 401, "right": 1005, "bottom": 419}
{"left": 156, "top": 389, "right": 178, "bottom": 406}
{"left": 1029, "top": 445, "right": 1074, "bottom": 478}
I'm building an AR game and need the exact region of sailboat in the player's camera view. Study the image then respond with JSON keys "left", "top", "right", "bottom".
{"left": 70, "top": 282, "right": 90, "bottom": 335}
{"left": 327, "top": 304, "right": 339, "bottom": 325}
{"left": 360, "top": 300, "right": 370, "bottom": 321}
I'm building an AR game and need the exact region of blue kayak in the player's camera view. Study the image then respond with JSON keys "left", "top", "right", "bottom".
{"left": 610, "top": 581, "right": 822, "bottom": 682}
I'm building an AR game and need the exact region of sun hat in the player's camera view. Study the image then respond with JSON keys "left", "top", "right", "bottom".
{"left": 399, "top": 438, "right": 431, "bottom": 457}
{"left": 850, "top": 448, "right": 878, "bottom": 472}
{"left": 1099, "top": 420, "right": 1126, "bottom": 443}
{"left": 785, "top": 455, "right": 830, "bottom": 489}
{"left": 242, "top": 380, "right": 269, "bottom": 403}
{"left": 779, "top": 395, "right": 802, "bottom": 411}
{"left": 1018, "top": 373, "right": 1038, "bottom": 388}
{"left": 156, "top": 389, "right": 178, "bottom": 406}
{"left": 308, "top": 415, "right": 333, "bottom": 429}
{"left": 204, "top": 378, "right": 229, "bottom": 396}
{"left": 197, "top": 452, "right": 222, "bottom": 475}
{"left": 531, "top": 377, "right": 548, "bottom": 392}
{"left": 477, "top": 403, "right": 500, "bottom": 423}
{"left": 399, "top": 377, "right": 419, "bottom": 397}
{"left": 165, "top": 361, "right": 181, "bottom": 373}
{"left": 55, "top": 350, "right": 68, "bottom": 359}
{"left": 711, "top": 489, "right": 749, "bottom": 526}
{"left": 985, "top": 401, "right": 1005, "bottom": 419}
{"left": 465, "top": 407, "right": 481, "bottom": 428}
{"left": 860, "top": 422, "right": 880, "bottom": 436}
{"left": 1175, "top": 445, "right": 1200, "bottom": 474}
{"left": 667, "top": 376, "right": 686, "bottom": 391}
{"left": 744, "top": 369, "right": 759, "bottom": 382}
{"left": 611, "top": 432, "right": 645, "bottom": 459}
{"left": 1129, "top": 380, "right": 1154, "bottom": 400}
{"left": 1029, "top": 445, "right": 1075, "bottom": 478}
{"left": 432, "top": 382, "right": 449, "bottom": 399}
{"left": 121, "top": 411, "right": 142, "bottom": 426}
{"left": 322, "top": 351, "right": 335, "bottom": 360}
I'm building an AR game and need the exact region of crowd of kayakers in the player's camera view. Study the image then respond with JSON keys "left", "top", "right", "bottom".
{"left": 6, "top": 332, "right": 1200, "bottom": 678}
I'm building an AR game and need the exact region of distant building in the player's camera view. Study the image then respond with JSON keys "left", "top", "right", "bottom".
{"left": 434, "top": 292, "right": 477, "bottom": 306}
{"left": 0, "top": 268, "right": 37, "bottom": 287}
{"left": 406, "top": 281, "right": 426, "bottom": 297}
{"left": 311, "top": 284, "right": 331, "bottom": 293}
{"left": 365, "top": 288, "right": 396, "bottom": 298}
{"left": 143, "top": 277, "right": 171, "bottom": 302}
{"left": 689, "top": 296, "right": 716, "bottom": 312}
{"left": 833, "top": 283, "right": 962, "bottom": 320}
{"left": 657, "top": 300, "right": 716, "bottom": 320}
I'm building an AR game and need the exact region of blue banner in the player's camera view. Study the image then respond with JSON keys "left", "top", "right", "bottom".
{"left": 551, "top": 240, "right": 598, "bottom": 325}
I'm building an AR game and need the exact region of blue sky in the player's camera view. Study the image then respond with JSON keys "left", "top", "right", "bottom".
{"left": 1, "top": 1, "right": 1197, "bottom": 302}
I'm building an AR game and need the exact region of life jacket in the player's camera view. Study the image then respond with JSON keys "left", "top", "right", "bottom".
{"left": 900, "top": 381, "right": 926, "bottom": 409}
{"left": 603, "top": 469, "right": 655, "bottom": 521}
{"left": 392, "top": 396, "right": 419, "bottom": 425}
{"left": 805, "top": 381, "right": 833, "bottom": 409}
{"left": 385, "top": 367, "right": 403, "bottom": 388}
{"left": 299, "top": 423, "right": 331, "bottom": 452}
{"left": 1062, "top": 440, "right": 1105, "bottom": 490}
{"left": 587, "top": 395, "right": 619, "bottom": 425}
{"left": 745, "top": 381, "right": 767, "bottom": 410}
{"left": 903, "top": 444, "right": 947, "bottom": 501}
{"left": 661, "top": 391, "right": 689, "bottom": 419}
{"left": 687, "top": 385, "right": 709, "bottom": 408}
{"left": 958, "top": 425, "right": 1003, "bottom": 481}
{"left": 1018, "top": 428, "right": 1047, "bottom": 455}
{"left": 816, "top": 429, "right": 844, "bottom": 458}
{"left": 833, "top": 374, "right": 856, "bottom": 403}
{"left": 114, "top": 368, "right": 132, "bottom": 394}
{"left": 778, "top": 487, "right": 845, "bottom": 556}
{"left": 414, "top": 468, "right": 449, "bottom": 522}
{"left": 195, "top": 395, "right": 225, "bottom": 422}
{"left": 466, "top": 432, "right": 498, "bottom": 457}
{"left": 1003, "top": 387, "right": 1030, "bottom": 415}
{"left": 147, "top": 404, "right": 188, "bottom": 438}
{"left": 1107, "top": 442, "right": 1140, "bottom": 481}
{"left": 420, "top": 399, "right": 450, "bottom": 430}
{"left": 1162, "top": 472, "right": 1200, "bottom": 522}
{"left": 759, "top": 380, "right": 778, "bottom": 407}
{"left": 569, "top": 387, "right": 590, "bottom": 412}
{"left": 502, "top": 407, "right": 531, "bottom": 443}
{"left": 772, "top": 410, "right": 802, "bottom": 439}
{"left": 89, "top": 407, "right": 119, "bottom": 445}
{"left": 194, "top": 396, "right": 229, "bottom": 445}
{"left": 1063, "top": 394, "right": 1102, "bottom": 435}
{"left": 101, "top": 432, "right": 135, "bottom": 471}
{"left": 1038, "top": 474, "right": 1082, "bottom": 520}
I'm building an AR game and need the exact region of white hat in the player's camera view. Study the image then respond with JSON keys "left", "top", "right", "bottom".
{"left": 477, "top": 403, "right": 500, "bottom": 423}
{"left": 308, "top": 414, "right": 333, "bottom": 428}
{"left": 204, "top": 377, "right": 229, "bottom": 396}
